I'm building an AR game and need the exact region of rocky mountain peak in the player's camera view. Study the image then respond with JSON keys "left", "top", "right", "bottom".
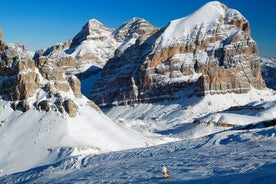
{"left": 153, "top": 1, "right": 249, "bottom": 52}
{"left": 113, "top": 17, "right": 158, "bottom": 56}
{"left": 71, "top": 18, "right": 113, "bottom": 46}
{"left": 113, "top": 17, "right": 157, "bottom": 42}
{"left": 87, "top": 18, "right": 105, "bottom": 28}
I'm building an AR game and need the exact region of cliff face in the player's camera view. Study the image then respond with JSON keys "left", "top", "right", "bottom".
{"left": 90, "top": 1, "right": 265, "bottom": 107}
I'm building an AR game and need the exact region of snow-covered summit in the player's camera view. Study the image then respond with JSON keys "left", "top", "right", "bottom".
{"left": 113, "top": 17, "right": 158, "bottom": 56}
{"left": 113, "top": 17, "right": 153, "bottom": 40}
{"left": 88, "top": 18, "right": 105, "bottom": 27}
{"left": 71, "top": 18, "right": 113, "bottom": 47}
{"left": 154, "top": 1, "right": 248, "bottom": 50}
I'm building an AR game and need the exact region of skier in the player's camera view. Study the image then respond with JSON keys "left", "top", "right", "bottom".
{"left": 162, "top": 164, "right": 170, "bottom": 178}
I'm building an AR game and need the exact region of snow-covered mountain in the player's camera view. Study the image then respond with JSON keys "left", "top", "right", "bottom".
{"left": 34, "top": 17, "right": 158, "bottom": 74}
{"left": 91, "top": 1, "right": 265, "bottom": 107}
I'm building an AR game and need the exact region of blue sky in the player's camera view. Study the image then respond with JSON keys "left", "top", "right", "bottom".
{"left": 0, "top": 0, "right": 275, "bottom": 57}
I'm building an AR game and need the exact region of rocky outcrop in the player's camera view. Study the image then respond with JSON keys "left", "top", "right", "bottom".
{"left": 63, "top": 99, "right": 78, "bottom": 117}
{"left": 0, "top": 42, "right": 19, "bottom": 76}
{"left": 13, "top": 58, "right": 40, "bottom": 100}
{"left": 0, "top": 40, "right": 84, "bottom": 116}
{"left": 37, "top": 100, "right": 51, "bottom": 112}
{"left": 36, "top": 57, "right": 71, "bottom": 93}
{"left": 90, "top": 1, "right": 266, "bottom": 107}
{"left": 66, "top": 75, "right": 82, "bottom": 98}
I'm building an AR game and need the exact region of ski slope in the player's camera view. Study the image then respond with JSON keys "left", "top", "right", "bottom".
{"left": 1, "top": 126, "right": 276, "bottom": 183}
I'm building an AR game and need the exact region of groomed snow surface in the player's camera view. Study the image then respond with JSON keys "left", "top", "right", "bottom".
{"left": 1, "top": 125, "right": 276, "bottom": 183}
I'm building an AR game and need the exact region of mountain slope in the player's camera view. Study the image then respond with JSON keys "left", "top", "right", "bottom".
{"left": 104, "top": 88, "right": 276, "bottom": 138}
{"left": 0, "top": 97, "right": 163, "bottom": 176}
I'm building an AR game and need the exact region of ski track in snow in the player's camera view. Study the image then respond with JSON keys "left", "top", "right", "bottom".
{"left": 1, "top": 127, "right": 276, "bottom": 183}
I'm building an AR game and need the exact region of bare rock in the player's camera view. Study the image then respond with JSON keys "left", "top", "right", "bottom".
{"left": 87, "top": 100, "right": 101, "bottom": 112}
{"left": 63, "top": 99, "right": 78, "bottom": 117}
{"left": 37, "top": 100, "right": 51, "bottom": 112}
{"left": 11, "top": 100, "right": 30, "bottom": 112}
{"left": 67, "top": 75, "right": 82, "bottom": 98}
{"left": 13, "top": 58, "right": 40, "bottom": 100}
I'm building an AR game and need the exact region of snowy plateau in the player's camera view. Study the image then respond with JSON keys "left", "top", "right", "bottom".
{"left": 0, "top": 1, "right": 276, "bottom": 184}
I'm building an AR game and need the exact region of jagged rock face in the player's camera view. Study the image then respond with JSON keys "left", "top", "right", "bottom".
{"left": 0, "top": 46, "right": 40, "bottom": 100}
{"left": 90, "top": 1, "right": 266, "bottom": 107}
{"left": 36, "top": 56, "right": 83, "bottom": 95}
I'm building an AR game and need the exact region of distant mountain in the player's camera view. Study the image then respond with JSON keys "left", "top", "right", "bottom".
{"left": 90, "top": 1, "right": 265, "bottom": 107}
{"left": 261, "top": 57, "right": 276, "bottom": 90}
